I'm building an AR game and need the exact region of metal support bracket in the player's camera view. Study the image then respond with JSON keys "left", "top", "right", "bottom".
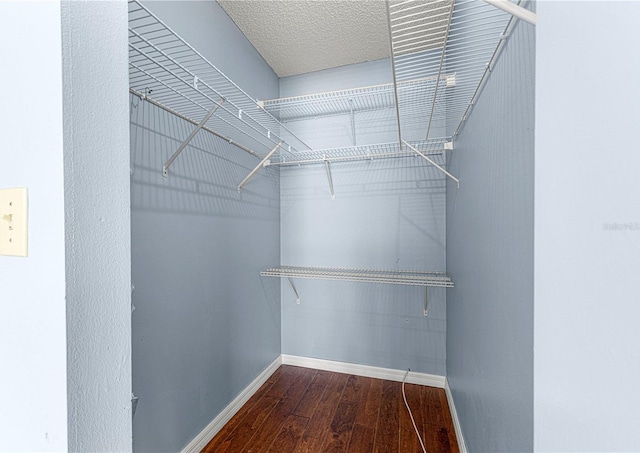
{"left": 286, "top": 278, "right": 300, "bottom": 304}
{"left": 324, "top": 156, "right": 336, "bottom": 200}
{"left": 349, "top": 98, "right": 356, "bottom": 146}
{"left": 163, "top": 98, "right": 225, "bottom": 177}
{"left": 237, "top": 142, "right": 282, "bottom": 191}
{"left": 403, "top": 140, "right": 460, "bottom": 189}
{"left": 424, "top": 287, "right": 429, "bottom": 316}
{"left": 132, "top": 393, "right": 140, "bottom": 418}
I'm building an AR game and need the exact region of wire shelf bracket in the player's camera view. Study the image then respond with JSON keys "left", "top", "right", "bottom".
{"left": 237, "top": 142, "right": 282, "bottom": 191}
{"left": 403, "top": 140, "right": 459, "bottom": 188}
{"left": 324, "top": 156, "right": 336, "bottom": 200}
{"left": 163, "top": 98, "right": 225, "bottom": 177}
{"left": 424, "top": 287, "right": 430, "bottom": 316}
{"left": 286, "top": 278, "right": 301, "bottom": 304}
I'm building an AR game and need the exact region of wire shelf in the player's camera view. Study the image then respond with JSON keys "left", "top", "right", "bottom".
{"left": 389, "top": 0, "right": 513, "bottom": 138}
{"left": 259, "top": 1, "right": 513, "bottom": 141}
{"left": 267, "top": 138, "right": 450, "bottom": 167}
{"left": 261, "top": 76, "right": 450, "bottom": 123}
{"left": 261, "top": 266, "right": 454, "bottom": 287}
{"left": 128, "top": 0, "right": 310, "bottom": 159}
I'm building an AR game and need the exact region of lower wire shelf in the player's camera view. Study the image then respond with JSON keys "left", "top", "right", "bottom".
{"left": 260, "top": 265, "right": 454, "bottom": 316}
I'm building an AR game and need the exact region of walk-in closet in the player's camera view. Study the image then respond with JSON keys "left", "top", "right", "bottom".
{"left": 3, "top": 1, "right": 640, "bottom": 452}
{"left": 128, "top": 1, "right": 532, "bottom": 451}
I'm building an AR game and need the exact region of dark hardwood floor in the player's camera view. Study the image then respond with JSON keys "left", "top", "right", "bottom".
{"left": 202, "top": 365, "right": 459, "bottom": 453}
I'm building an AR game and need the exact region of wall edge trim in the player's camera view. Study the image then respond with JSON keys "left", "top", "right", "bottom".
{"left": 281, "top": 354, "right": 446, "bottom": 388}
{"left": 445, "top": 377, "right": 468, "bottom": 453}
{"left": 180, "top": 355, "right": 283, "bottom": 453}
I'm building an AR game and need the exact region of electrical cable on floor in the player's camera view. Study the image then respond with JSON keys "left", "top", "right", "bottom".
{"left": 403, "top": 369, "right": 427, "bottom": 453}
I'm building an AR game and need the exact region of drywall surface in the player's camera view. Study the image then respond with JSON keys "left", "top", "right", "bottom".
{"left": 535, "top": 2, "right": 640, "bottom": 451}
{"left": 280, "top": 61, "right": 448, "bottom": 375}
{"left": 131, "top": 2, "right": 281, "bottom": 451}
{"left": 61, "top": 1, "right": 132, "bottom": 451}
{"left": 0, "top": 2, "right": 68, "bottom": 451}
{"left": 446, "top": 16, "right": 535, "bottom": 453}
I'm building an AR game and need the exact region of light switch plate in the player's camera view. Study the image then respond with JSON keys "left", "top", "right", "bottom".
{"left": 0, "top": 187, "right": 28, "bottom": 257}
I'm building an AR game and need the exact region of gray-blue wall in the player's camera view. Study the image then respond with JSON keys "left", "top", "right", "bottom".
{"left": 446, "top": 16, "right": 535, "bottom": 453}
{"left": 131, "top": 2, "right": 281, "bottom": 451}
{"left": 279, "top": 61, "right": 448, "bottom": 376}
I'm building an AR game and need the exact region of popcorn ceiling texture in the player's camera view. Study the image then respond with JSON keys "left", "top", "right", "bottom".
{"left": 217, "top": 0, "right": 390, "bottom": 77}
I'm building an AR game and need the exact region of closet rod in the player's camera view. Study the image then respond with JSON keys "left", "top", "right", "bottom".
{"left": 482, "top": 0, "right": 537, "bottom": 25}
{"left": 130, "top": 88, "right": 262, "bottom": 159}
{"left": 163, "top": 98, "right": 224, "bottom": 177}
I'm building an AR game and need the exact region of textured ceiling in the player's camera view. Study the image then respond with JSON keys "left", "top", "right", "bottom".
{"left": 217, "top": 0, "right": 391, "bottom": 78}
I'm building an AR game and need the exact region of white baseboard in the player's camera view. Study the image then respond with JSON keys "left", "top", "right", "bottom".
{"left": 180, "top": 355, "right": 282, "bottom": 453}
{"left": 445, "top": 378, "right": 467, "bottom": 453}
{"left": 281, "top": 354, "right": 446, "bottom": 388}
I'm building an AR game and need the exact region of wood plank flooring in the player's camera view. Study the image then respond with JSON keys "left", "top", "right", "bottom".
{"left": 202, "top": 365, "right": 459, "bottom": 453}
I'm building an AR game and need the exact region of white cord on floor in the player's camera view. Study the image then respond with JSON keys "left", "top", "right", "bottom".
{"left": 402, "top": 369, "right": 427, "bottom": 453}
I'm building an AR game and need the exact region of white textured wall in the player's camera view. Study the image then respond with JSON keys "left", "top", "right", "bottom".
{"left": 535, "top": 2, "right": 640, "bottom": 450}
{"left": 0, "top": 2, "right": 68, "bottom": 451}
{"left": 62, "top": 1, "right": 132, "bottom": 451}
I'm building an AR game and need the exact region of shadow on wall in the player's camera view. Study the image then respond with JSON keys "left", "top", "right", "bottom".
{"left": 280, "top": 157, "right": 447, "bottom": 202}
{"left": 280, "top": 158, "right": 447, "bottom": 271}
{"left": 130, "top": 94, "right": 280, "bottom": 220}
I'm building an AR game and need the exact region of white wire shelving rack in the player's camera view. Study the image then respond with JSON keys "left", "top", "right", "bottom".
{"left": 129, "top": 0, "right": 532, "bottom": 191}
{"left": 260, "top": 76, "right": 451, "bottom": 123}
{"left": 128, "top": 0, "right": 311, "bottom": 177}
{"left": 266, "top": 138, "right": 450, "bottom": 167}
{"left": 258, "top": 0, "right": 532, "bottom": 189}
{"left": 387, "top": 0, "right": 527, "bottom": 139}
{"left": 261, "top": 266, "right": 454, "bottom": 315}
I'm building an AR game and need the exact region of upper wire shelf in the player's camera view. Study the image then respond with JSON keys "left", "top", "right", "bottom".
{"left": 388, "top": 0, "right": 514, "bottom": 139}
{"left": 259, "top": 76, "right": 454, "bottom": 123}
{"left": 128, "top": 0, "right": 310, "bottom": 160}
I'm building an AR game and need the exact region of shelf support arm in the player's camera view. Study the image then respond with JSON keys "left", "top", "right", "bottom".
{"left": 483, "top": 0, "right": 537, "bottom": 25}
{"left": 424, "top": 287, "right": 429, "bottom": 316}
{"left": 163, "top": 98, "right": 225, "bottom": 177}
{"left": 324, "top": 156, "right": 336, "bottom": 200}
{"left": 349, "top": 99, "right": 356, "bottom": 147}
{"left": 237, "top": 142, "right": 282, "bottom": 191}
{"left": 286, "top": 278, "right": 300, "bottom": 304}
{"left": 403, "top": 141, "right": 460, "bottom": 189}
